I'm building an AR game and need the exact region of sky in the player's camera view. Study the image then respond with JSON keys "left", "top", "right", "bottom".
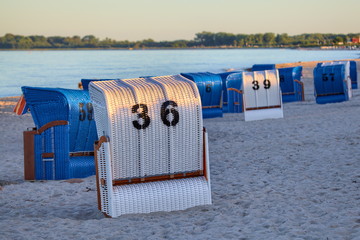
{"left": 0, "top": 0, "right": 359, "bottom": 41}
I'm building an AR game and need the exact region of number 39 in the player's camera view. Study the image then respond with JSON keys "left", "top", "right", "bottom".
{"left": 131, "top": 100, "right": 180, "bottom": 130}
{"left": 252, "top": 79, "right": 271, "bottom": 90}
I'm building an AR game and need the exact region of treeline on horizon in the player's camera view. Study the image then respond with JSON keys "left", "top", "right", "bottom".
{"left": 0, "top": 31, "right": 359, "bottom": 49}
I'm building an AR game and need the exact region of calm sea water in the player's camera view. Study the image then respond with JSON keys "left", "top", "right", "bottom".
{"left": 0, "top": 49, "right": 359, "bottom": 97}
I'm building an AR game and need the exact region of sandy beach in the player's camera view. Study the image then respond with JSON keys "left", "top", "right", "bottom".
{"left": 1, "top": 60, "right": 360, "bottom": 239}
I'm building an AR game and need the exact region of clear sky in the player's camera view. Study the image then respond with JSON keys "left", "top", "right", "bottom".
{"left": 0, "top": 0, "right": 359, "bottom": 41}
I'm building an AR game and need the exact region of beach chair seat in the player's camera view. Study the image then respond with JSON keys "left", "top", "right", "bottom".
{"left": 22, "top": 87, "right": 97, "bottom": 180}
{"left": 181, "top": 72, "right": 223, "bottom": 118}
{"left": 313, "top": 64, "right": 349, "bottom": 104}
{"left": 89, "top": 75, "right": 211, "bottom": 217}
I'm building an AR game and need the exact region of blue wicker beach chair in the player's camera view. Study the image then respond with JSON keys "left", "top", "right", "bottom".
{"left": 22, "top": 87, "right": 97, "bottom": 180}
{"left": 278, "top": 66, "right": 304, "bottom": 102}
{"left": 224, "top": 72, "right": 243, "bottom": 113}
{"left": 317, "top": 61, "right": 352, "bottom": 100}
{"left": 216, "top": 71, "right": 242, "bottom": 113}
{"left": 180, "top": 72, "right": 223, "bottom": 118}
{"left": 313, "top": 64, "right": 349, "bottom": 104}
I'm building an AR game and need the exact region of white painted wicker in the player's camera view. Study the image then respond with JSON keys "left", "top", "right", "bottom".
{"left": 243, "top": 70, "right": 283, "bottom": 121}
{"left": 89, "top": 75, "right": 211, "bottom": 217}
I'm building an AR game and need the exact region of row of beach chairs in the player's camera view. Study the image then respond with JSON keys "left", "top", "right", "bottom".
{"left": 15, "top": 60, "right": 358, "bottom": 217}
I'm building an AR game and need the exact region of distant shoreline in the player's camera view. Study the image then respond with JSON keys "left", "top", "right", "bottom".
{"left": 0, "top": 47, "right": 359, "bottom": 51}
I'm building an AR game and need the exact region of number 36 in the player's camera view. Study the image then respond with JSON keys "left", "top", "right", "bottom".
{"left": 131, "top": 100, "right": 180, "bottom": 130}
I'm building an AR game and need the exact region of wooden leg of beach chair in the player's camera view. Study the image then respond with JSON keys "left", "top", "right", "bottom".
{"left": 23, "top": 129, "right": 37, "bottom": 180}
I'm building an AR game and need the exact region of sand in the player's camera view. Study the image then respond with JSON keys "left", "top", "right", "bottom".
{"left": 1, "top": 60, "right": 360, "bottom": 239}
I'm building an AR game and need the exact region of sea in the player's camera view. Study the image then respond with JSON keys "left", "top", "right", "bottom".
{"left": 0, "top": 49, "right": 358, "bottom": 97}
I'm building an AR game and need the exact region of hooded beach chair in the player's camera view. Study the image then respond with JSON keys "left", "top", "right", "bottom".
{"left": 216, "top": 71, "right": 242, "bottom": 113}
{"left": 313, "top": 64, "right": 350, "bottom": 104}
{"left": 180, "top": 72, "right": 223, "bottom": 118}
{"left": 242, "top": 70, "right": 283, "bottom": 121}
{"left": 22, "top": 87, "right": 97, "bottom": 180}
{"left": 89, "top": 75, "right": 212, "bottom": 218}
{"left": 225, "top": 72, "right": 244, "bottom": 113}
{"left": 278, "top": 66, "right": 304, "bottom": 102}
{"left": 317, "top": 61, "right": 352, "bottom": 99}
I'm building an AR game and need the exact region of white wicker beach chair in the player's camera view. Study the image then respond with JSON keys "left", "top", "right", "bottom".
{"left": 243, "top": 70, "right": 283, "bottom": 121}
{"left": 89, "top": 75, "right": 212, "bottom": 217}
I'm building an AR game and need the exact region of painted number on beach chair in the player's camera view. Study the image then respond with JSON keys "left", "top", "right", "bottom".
{"left": 252, "top": 79, "right": 271, "bottom": 90}
{"left": 79, "top": 102, "right": 93, "bottom": 121}
{"left": 132, "top": 104, "right": 151, "bottom": 130}
{"left": 205, "top": 84, "right": 212, "bottom": 92}
{"left": 87, "top": 103, "right": 94, "bottom": 120}
{"left": 279, "top": 75, "right": 285, "bottom": 82}
{"left": 322, "top": 73, "right": 335, "bottom": 81}
{"left": 132, "top": 101, "right": 179, "bottom": 130}
{"left": 161, "top": 101, "right": 179, "bottom": 127}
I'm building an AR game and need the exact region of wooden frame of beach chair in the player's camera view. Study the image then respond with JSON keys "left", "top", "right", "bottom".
{"left": 89, "top": 75, "right": 212, "bottom": 218}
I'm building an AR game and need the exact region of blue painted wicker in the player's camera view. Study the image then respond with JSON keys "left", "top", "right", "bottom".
{"left": 225, "top": 73, "right": 243, "bottom": 113}
{"left": 316, "top": 61, "right": 358, "bottom": 89}
{"left": 349, "top": 61, "right": 358, "bottom": 89}
{"left": 216, "top": 71, "right": 242, "bottom": 113}
{"left": 180, "top": 72, "right": 223, "bottom": 118}
{"left": 278, "top": 66, "right": 304, "bottom": 102}
{"left": 252, "top": 64, "right": 276, "bottom": 71}
{"left": 22, "top": 86, "right": 97, "bottom": 180}
{"left": 313, "top": 65, "right": 349, "bottom": 104}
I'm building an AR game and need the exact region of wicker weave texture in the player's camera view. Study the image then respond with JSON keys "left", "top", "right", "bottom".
{"left": 243, "top": 70, "right": 281, "bottom": 109}
{"left": 243, "top": 70, "right": 283, "bottom": 121}
{"left": 90, "top": 75, "right": 203, "bottom": 180}
{"left": 112, "top": 177, "right": 211, "bottom": 216}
